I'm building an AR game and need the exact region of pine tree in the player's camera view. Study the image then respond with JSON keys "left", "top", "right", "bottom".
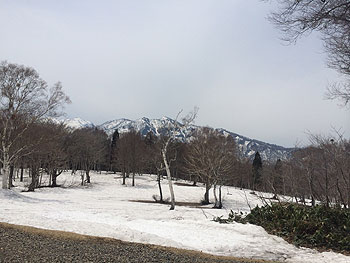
{"left": 252, "top": 151, "right": 262, "bottom": 191}
{"left": 110, "top": 129, "right": 119, "bottom": 173}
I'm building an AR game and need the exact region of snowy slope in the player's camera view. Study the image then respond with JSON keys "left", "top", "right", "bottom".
{"left": 0, "top": 172, "right": 348, "bottom": 263}
{"left": 50, "top": 117, "right": 95, "bottom": 130}
{"left": 217, "top": 128, "right": 293, "bottom": 160}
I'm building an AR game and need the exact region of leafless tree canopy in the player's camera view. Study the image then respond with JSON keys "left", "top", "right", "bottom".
{"left": 269, "top": 0, "right": 350, "bottom": 106}
{"left": 184, "top": 127, "right": 237, "bottom": 207}
{"left": 0, "top": 61, "right": 71, "bottom": 189}
{"left": 0, "top": 61, "right": 70, "bottom": 121}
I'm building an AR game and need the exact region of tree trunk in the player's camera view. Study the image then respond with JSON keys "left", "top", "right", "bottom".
{"left": 39, "top": 170, "right": 43, "bottom": 187}
{"left": 9, "top": 165, "right": 15, "bottom": 187}
{"left": 20, "top": 167, "right": 24, "bottom": 182}
{"left": 86, "top": 170, "right": 90, "bottom": 183}
{"left": 213, "top": 184, "right": 217, "bottom": 206}
{"left": 52, "top": 169, "right": 57, "bottom": 187}
{"left": 157, "top": 172, "right": 163, "bottom": 203}
{"left": 213, "top": 185, "right": 222, "bottom": 209}
{"left": 132, "top": 172, "right": 135, "bottom": 187}
{"left": 81, "top": 172, "right": 85, "bottom": 186}
{"left": 122, "top": 170, "right": 126, "bottom": 185}
{"left": 311, "top": 196, "right": 315, "bottom": 207}
{"left": 2, "top": 153, "right": 10, "bottom": 189}
{"left": 28, "top": 167, "right": 39, "bottom": 191}
{"left": 162, "top": 149, "right": 175, "bottom": 210}
{"left": 203, "top": 182, "right": 210, "bottom": 205}
{"left": 48, "top": 170, "right": 52, "bottom": 187}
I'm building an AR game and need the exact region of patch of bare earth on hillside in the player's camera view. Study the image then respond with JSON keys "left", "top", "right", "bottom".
{"left": 129, "top": 199, "right": 214, "bottom": 208}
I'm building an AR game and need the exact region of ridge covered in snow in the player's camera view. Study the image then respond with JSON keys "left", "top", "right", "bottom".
{"left": 50, "top": 117, "right": 95, "bottom": 130}
{"left": 61, "top": 117, "right": 294, "bottom": 161}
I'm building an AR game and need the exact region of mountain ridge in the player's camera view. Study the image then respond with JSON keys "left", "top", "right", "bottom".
{"left": 58, "top": 117, "right": 294, "bottom": 161}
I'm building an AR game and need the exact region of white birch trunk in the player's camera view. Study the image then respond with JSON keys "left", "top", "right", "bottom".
{"left": 162, "top": 148, "right": 175, "bottom": 210}
{"left": 213, "top": 184, "right": 219, "bottom": 208}
{"left": 2, "top": 148, "right": 10, "bottom": 189}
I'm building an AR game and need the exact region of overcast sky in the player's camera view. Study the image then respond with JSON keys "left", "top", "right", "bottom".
{"left": 0, "top": 0, "right": 349, "bottom": 147}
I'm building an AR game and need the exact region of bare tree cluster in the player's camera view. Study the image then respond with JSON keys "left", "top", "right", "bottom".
{"left": 0, "top": 61, "right": 113, "bottom": 190}
{"left": 284, "top": 136, "right": 350, "bottom": 208}
{"left": 254, "top": 135, "right": 350, "bottom": 208}
{"left": 65, "top": 127, "right": 109, "bottom": 185}
{"left": 184, "top": 127, "right": 237, "bottom": 208}
{"left": 116, "top": 129, "right": 146, "bottom": 186}
{"left": 0, "top": 61, "right": 70, "bottom": 189}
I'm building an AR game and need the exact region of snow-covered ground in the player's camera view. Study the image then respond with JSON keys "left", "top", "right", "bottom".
{"left": 0, "top": 172, "right": 349, "bottom": 263}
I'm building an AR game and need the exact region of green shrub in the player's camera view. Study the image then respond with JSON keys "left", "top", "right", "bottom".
{"left": 214, "top": 204, "right": 350, "bottom": 253}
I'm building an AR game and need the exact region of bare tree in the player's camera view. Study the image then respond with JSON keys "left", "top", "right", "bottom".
{"left": 144, "top": 132, "right": 165, "bottom": 202}
{"left": 0, "top": 61, "right": 70, "bottom": 189}
{"left": 41, "top": 122, "right": 69, "bottom": 187}
{"left": 276, "top": 133, "right": 350, "bottom": 208}
{"left": 268, "top": 0, "right": 350, "bottom": 106}
{"left": 161, "top": 108, "right": 198, "bottom": 210}
{"left": 184, "top": 127, "right": 237, "bottom": 208}
{"left": 116, "top": 134, "right": 130, "bottom": 185}
{"left": 116, "top": 130, "right": 144, "bottom": 186}
{"left": 325, "top": 82, "right": 350, "bottom": 108}
{"left": 66, "top": 127, "right": 108, "bottom": 185}
{"left": 115, "top": 130, "right": 142, "bottom": 185}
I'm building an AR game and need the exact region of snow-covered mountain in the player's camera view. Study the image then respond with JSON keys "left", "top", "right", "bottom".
{"left": 51, "top": 117, "right": 95, "bottom": 130}
{"left": 100, "top": 117, "right": 196, "bottom": 142}
{"left": 216, "top": 128, "right": 293, "bottom": 161}
{"left": 62, "top": 117, "right": 294, "bottom": 161}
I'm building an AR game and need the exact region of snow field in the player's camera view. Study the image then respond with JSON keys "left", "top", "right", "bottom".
{"left": 0, "top": 172, "right": 349, "bottom": 263}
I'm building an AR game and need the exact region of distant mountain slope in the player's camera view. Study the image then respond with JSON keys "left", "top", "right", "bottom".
{"left": 99, "top": 117, "right": 196, "bottom": 142}
{"left": 51, "top": 117, "right": 95, "bottom": 130}
{"left": 216, "top": 128, "right": 293, "bottom": 161}
{"left": 62, "top": 117, "right": 294, "bottom": 161}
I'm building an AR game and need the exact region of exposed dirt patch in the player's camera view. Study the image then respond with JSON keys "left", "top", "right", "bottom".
{"left": 174, "top": 182, "right": 198, "bottom": 187}
{"left": 129, "top": 199, "right": 210, "bottom": 208}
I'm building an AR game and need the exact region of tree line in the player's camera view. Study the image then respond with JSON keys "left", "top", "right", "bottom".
{"left": 3, "top": 114, "right": 350, "bottom": 210}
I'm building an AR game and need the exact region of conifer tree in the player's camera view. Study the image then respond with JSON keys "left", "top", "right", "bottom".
{"left": 110, "top": 129, "right": 119, "bottom": 173}
{"left": 252, "top": 151, "right": 262, "bottom": 190}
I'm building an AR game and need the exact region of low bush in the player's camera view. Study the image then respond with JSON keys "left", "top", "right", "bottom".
{"left": 214, "top": 204, "right": 350, "bottom": 253}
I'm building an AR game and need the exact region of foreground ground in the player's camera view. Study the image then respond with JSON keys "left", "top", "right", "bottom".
{"left": 0, "top": 222, "right": 275, "bottom": 263}
{"left": 0, "top": 172, "right": 349, "bottom": 263}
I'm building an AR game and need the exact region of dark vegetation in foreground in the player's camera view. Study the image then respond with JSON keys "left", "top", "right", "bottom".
{"left": 214, "top": 204, "right": 350, "bottom": 254}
